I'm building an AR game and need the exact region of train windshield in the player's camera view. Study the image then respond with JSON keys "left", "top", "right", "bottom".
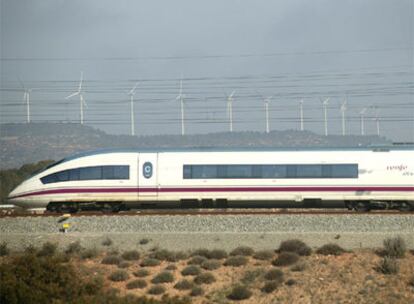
{"left": 23, "top": 159, "right": 66, "bottom": 181}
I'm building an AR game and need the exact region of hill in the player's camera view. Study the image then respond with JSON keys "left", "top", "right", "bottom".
{"left": 0, "top": 123, "right": 391, "bottom": 170}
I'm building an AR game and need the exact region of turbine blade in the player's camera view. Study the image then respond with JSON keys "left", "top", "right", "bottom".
{"left": 65, "top": 92, "right": 79, "bottom": 99}
{"left": 78, "top": 71, "right": 83, "bottom": 91}
{"left": 129, "top": 81, "right": 140, "bottom": 95}
{"left": 229, "top": 90, "right": 236, "bottom": 98}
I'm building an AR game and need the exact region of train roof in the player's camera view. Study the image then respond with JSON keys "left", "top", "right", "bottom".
{"left": 34, "top": 144, "right": 412, "bottom": 174}
{"left": 56, "top": 144, "right": 413, "bottom": 162}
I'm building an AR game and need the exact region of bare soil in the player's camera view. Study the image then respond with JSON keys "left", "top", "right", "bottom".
{"left": 73, "top": 249, "right": 414, "bottom": 304}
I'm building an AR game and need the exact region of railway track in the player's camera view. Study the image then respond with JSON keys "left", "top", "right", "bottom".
{"left": 0, "top": 208, "right": 411, "bottom": 218}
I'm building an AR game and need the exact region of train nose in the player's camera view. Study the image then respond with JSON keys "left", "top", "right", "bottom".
{"left": 8, "top": 185, "right": 25, "bottom": 205}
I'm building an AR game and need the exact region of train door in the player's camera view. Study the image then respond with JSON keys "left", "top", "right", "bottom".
{"left": 137, "top": 153, "right": 158, "bottom": 201}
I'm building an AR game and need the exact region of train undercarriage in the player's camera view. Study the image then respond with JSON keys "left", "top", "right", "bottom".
{"left": 45, "top": 199, "right": 414, "bottom": 213}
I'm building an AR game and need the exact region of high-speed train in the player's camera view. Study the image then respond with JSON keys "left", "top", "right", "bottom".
{"left": 8, "top": 147, "right": 414, "bottom": 212}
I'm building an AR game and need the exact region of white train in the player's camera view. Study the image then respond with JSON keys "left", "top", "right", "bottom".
{"left": 8, "top": 147, "right": 414, "bottom": 212}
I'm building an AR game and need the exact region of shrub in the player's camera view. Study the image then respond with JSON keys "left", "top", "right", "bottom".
{"left": 377, "top": 257, "right": 399, "bottom": 275}
{"left": 201, "top": 259, "right": 221, "bottom": 270}
{"left": 151, "top": 249, "right": 181, "bottom": 262}
{"left": 227, "top": 285, "right": 252, "bottom": 300}
{"left": 224, "top": 255, "right": 248, "bottom": 267}
{"left": 291, "top": 261, "right": 307, "bottom": 272}
{"left": 241, "top": 268, "right": 265, "bottom": 285}
{"left": 65, "top": 241, "right": 82, "bottom": 255}
{"left": 148, "top": 284, "right": 165, "bottom": 295}
{"left": 261, "top": 281, "right": 280, "bottom": 293}
{"left": 278, "top": 239, "right": 311, "bottom": 256}
{"left": 165, "top": 264, "right": 177, "bottom": 271}
{"left": 285, "top": 279, "right": 296, "bottom": 286}
{"left": 101, "top": 237, "right": 113, "bottom": 246}
{"left": 118, "top": 261, "right": 131, "bottom": 269}
{"left": 0, "top": 252, "right": 100, "bottom": 303}
{"left": 316, "top": 243, "right": 346, "bottom": 256}
{"left": 133, "top": 269, "right": 150, "bottom": 277}
{"left": 126, "top": 279, "right": 147, "bottom": 289}
{"left": 272, "top": 252, "right": 300, "bottom": 267}
{"left": 383, "top": 237, "right": 406, "bottom": 258}
{"left": 264, "top": 269, "right": 284, "bottom": 282}
{"left": 121, "top": 250, "right": 140, "bottom": 261}
{"left": 187, "top": 255, "right": 207, "bottom": 265}
{"left": 190, "top": 286, "right": 204, "bottom": 297}
{"left": 174, "top": 279, "right": 194, "bottom": 290}
{"left": 194, "top": 272, "right": 216, "bottom": 285}
{"left": 81, "top": 248, "right": 99, "bottom": 259}
{"left": 230, "top": 246, "right": 254, "bottom": 256}
{"left": 102, "top": 255, "right": 122, "bottom": 265}
{"left": 209, "top": 249, "right": 228, "bottom": 259}
{"left": 24, "top": 244, "right": 37, "bottom": 254}
{"left": 0, "top": 242, "right": 10, "bottom": 256}
{"left": 191, "top": 249, "right": 210, "bottom": 258}
{"left": 253, "top": 250, "right": 274, "bottom": 260}
{"left": 140, "top": 258, "right": 161, "bottom": 267}
{"left": 181, "top": 265, "right": 201, "bottom": 276}
{"left": 37, "top": 242, "right": 57, "bottom": 257}
{"left": 108, "top": 270, "right": 129, "bottom": 282}
{"left": 139, "top": 238, "right": 150, "bottom": 245}
{"left": 151, "top": 271, "right": 175, "bottom": 284}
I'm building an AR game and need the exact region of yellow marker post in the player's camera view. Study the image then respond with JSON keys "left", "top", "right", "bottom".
{"left": 62, "top": 223, "right": 71, "bottom": 233}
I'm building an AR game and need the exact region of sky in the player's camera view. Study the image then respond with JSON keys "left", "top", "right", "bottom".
{"left": 1, "top": 0, "right": 413, "bottom": 141}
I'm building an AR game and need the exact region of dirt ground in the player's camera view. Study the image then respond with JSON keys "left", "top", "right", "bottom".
{"left": 74, "top": 249, "right": 414, "bottom": 304}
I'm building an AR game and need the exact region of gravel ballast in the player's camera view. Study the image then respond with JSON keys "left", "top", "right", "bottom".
{"left": 1, "top": 214, "right": 413, "bottom": 251}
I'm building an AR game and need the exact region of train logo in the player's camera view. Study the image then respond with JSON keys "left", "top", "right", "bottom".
{"left": 143, "top": 162, "right": 153, "bottom": 178}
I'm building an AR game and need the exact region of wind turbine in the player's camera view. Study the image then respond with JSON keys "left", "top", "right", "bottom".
{"left": 65, "top": 71, "right": 87, "bottom": 125}
{"left": 226, "top": 90, "right": 236, "bottom": 132}
{"left": 19, "top": 80, "right": 32, "bottom": 123}
{"left": 128, "top": 82, "right": 139, "bottom": 136}
{"left": 176, "top": 79, "right": 186, "bottom": 136}
{"left": 340, "top": 98, "right": 347, "bottom": 136}
{"left": 371, "top": 105, "right": 381, "bottom": 136}
{"left": 359, "top": 107, "right": 367, "bottom": 136}
{"left": 321, "top": 97, "right": 330, "bottom": 136}
{"left": 257, "top": 91, "right": 272, "bottom": 133}
{"left": 299, "top": 99, "right": 304, "bottom": 131}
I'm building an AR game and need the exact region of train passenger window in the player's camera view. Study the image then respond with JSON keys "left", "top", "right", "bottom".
{"left": 296, "top": 165, "right": 323, "bottom": 178}
{"left": 56, "top": 170, "right": 69, "bottom": 182}
{"left": 252, "top": 165, "right": 262, "bottom": 178}
{"left": 69, "top": 168, "right": 80, "bottom": 180}
{"left": 217, "top": 165, "right": 227, "bottom": 178}
{"left": 286, "top": 165, "right": 297, "bottom": 178}
{"left": 183, "top": 165, "right": 192, "bottom": 179}
{"left": 322, "top": 165, "right": 332, "bottom": 177}
{"left": 227, "top": 165, "right": 252, "bottom": 178}
{"left": 79, "top": 166, "right": 102, "bottom": 180}
{"left": 182, "top": 163, "right": 358, "bottom": 179}
{"left": 331, "top": 164, "right": 358, "bottom": 178}
{"left": 113, "top": 166, "right": 129, "bottom": 179}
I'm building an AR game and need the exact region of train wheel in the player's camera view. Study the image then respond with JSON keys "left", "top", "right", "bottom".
{"left": 354, "top": 202, "right": 370, "bottom": 212}
{"left": 398, "top": 202, "right": 411, "bottom": 212}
